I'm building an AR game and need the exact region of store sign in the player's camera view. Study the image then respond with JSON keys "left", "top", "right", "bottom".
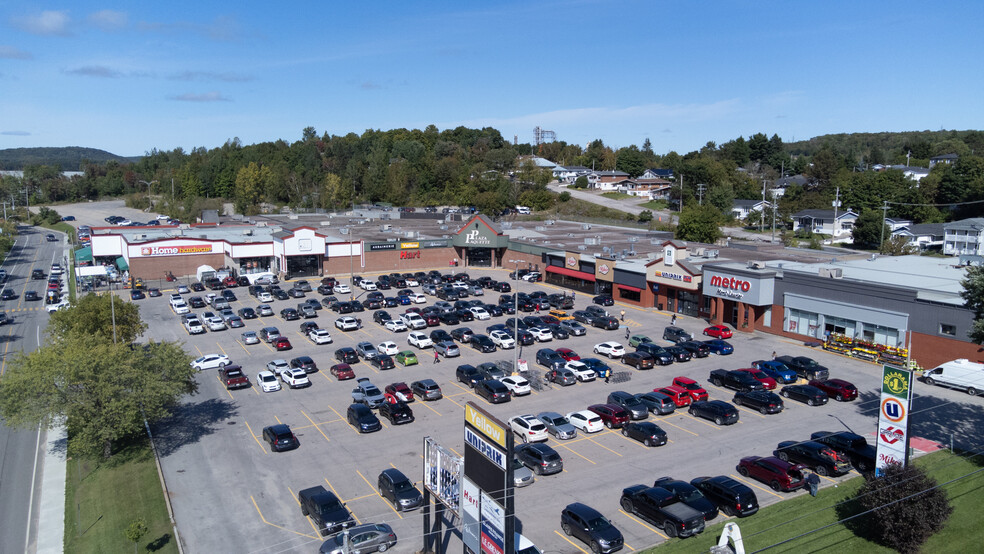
{"left": 875, "top": 366, "right": 913, "bottom": 476}
{"left": 465, "top": 427, "right": 506, "bottom": 470}
{"left": 140, "top": 244, "right": 213, "bottom": 256}
{"left": 652, "top": 270, "right": 692, "bottom": 283}
{"left": 480, "top": 492, "right": 505, "bottom": 554}
{"left": 565, "top": 251, "right": 580, "bottom": 269}
{"left": 702, "top": 269, "right": 774, "bottom": 306}
{"left": 422, "top": 240, "right": 447, "bottom": 248}
{"left": 400, "top": 242, "right": 419, "bottom": 249}
{"left": 400, "top": 250, "right": 421, "bottom": 259}
{"left": 464, "top": 229, "right": 491, "bottom": 245}
{"left": 599, "top": 263, "right": 610, "bottom": 275}
{"left": 465, "top": 404, "right": 506, "bottom": 448}
{"left": 369, "top": 243, "right": 397, "bottom": 251}
{"left": 461, "top": 478, "right": 481, "bottom": 552}
{"left": 423, "top": 437, "right": 462, "bottom": 515}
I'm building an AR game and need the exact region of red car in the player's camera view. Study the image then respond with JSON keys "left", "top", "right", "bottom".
{"left": 671, "top": 376, "right": 709, "bottom": 402}
{"left": 656, "top": 385, "right": 693, "bottom": 407}
{"left": 737, "top": 456, "right": 807, "bottom": 492}
{"left": 737, "top": 368, "right": 778, "bottom": 390}
{"left": 424, "top": 314, "right": 440, "bottom": 327}
{"left": 404, "top": 307, "right": 422, "bottom": 314}
{"left": 703, "top": 325, "right": 733, "bottom": 339}
{"left": 273, "top": 337, "right": 292, "bottom": 351}
{"left": 384, "top": 382, "right": 415, "bottom": 403}
{"left": 222, "top": 276, "right": 239, "bottom": 288}
{"left": 555, "top": 348, "right": 580, "bottom": 361}
{"left": 809, "top": 379, "right": 858, "bottom": 402}
{"left": 330, "top": 363, "right": 355, "bottom": 380}
{"left": 587, "top": 404, "right": 630, "bottom": 429}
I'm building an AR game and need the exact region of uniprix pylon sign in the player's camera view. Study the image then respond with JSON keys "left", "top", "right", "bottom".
{"left": 875, "top": 365, "right": 913, "bottom": 476}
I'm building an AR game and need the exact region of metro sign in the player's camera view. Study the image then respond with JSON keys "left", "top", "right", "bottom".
{"left": 709, "top": 275, "right": 751, "bottom": 291}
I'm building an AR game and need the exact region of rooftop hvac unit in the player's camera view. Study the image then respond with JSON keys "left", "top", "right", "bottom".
{"left": 542, "top": 240, "right": 551, "bottom": 244}
{"left": 321, "top": 221, "right": 331, "bottom": 226}
{"left": 340, "top": 228, "right": 349, "bottom": 235}
{"left": 628, "top": 236, "right": 638, "bottom": 242}
{"left": 404, "top": 231, "right": 418, "bottom": 239}
{"left": 135, "top": 234, "right": 148, "bottom": 240}
{"left": 243, "top": 229, "right": 253, "bottom": 236}
{"left": 501, "top": 222, "right": 512, "bottom": 228}
{"left": 545, "top": 220, "right": 555, "bottom": 225}
{"left": 288, "top": 215, "right": 299, "bottom": 220}
{"left": 707, "top": 250, "right": 719, "bottom": 258}
{"left": 581, "top": 224, "right": 592, "bottom": 230}
{"left": 819, "top": 267, "right": 843, "bottom": 279}
{"left": 380, "top": 224, "right": 392, "bottom": 231}
{"left": 256, "top": 222, "right": 268, "bottom": 227}
{"left": 584, "top": 237, "right": 600, "bottom": 245}
{"left": 603, "top": 246, "right": 612, "bottom": 253}
{"left": 578, "top": 245, "right": 587, "bottom": 251}
{"left": 439, "top": 225, "right": 448, "bottom": 230}
{"left": 647, "top": 252, "right": 658, "bottom": 260}
{"left": 747, "top": 260, "right": 767, "bottom": 269}
{"left": 568, "top": 233, "right": 575, "bottom": 238}
{"left": 535, "top": 226, "right": 546, "bottom": 231}
{"left": 694, "top": 247, "right": 706, "bottom": 256}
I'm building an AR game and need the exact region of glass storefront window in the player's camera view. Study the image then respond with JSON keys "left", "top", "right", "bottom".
{"left": 787, "top": 308, "right": 819, "bottom": 338}
{"left": 618, "top": 288, "right": 641, "bottom": 302}
{"left": 678, "top": 290, "right": 700, "bottom": 317}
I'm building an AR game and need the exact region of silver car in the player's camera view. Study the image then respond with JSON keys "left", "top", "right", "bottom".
{"left": 434, "top": 341, "right": 460, "bottom": 358}
{"left": 511, "top": 457, "right": 535, "bottom": 488}
{"left": 537, "top": 411, "right": 578, "bottom": 440}
{"left": 257, "top": 304, "right": 274, "bottom": 316}
{"left": 319, "top": 523, "right": 397, "bottom": 554}
{"left": 241, "top": 331, "right": 259, "bottom": 345}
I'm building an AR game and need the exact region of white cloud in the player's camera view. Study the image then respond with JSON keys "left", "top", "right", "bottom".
{"left": 12, "top": 10, "right": 71, "bottom": 37}
{"left": 167, "top": 91, "right": 231, "bottom": 102}
{"left": 0, "top": 45, "right": 32, "bottom": 60}
{"left": 65, "top": 65, "right": 122, "bottom": 78}
{"left": 1, "top": 131, "right": 31, "bottom": 136}
{"left": 88, "top": 10, "right": 127, "bottom": 31}
{"left": 168, "top": 71, "right": 252, "bottom": 83}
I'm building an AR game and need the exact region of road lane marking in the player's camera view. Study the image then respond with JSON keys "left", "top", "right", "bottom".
{"left": 250, "top": 495, "right": 318, "bottom": 540}
{"left": 556, "top": 443, "right": 596, "bottom": 465}
{"left": 553, "top": 530, "right": 589, "bottom": 554}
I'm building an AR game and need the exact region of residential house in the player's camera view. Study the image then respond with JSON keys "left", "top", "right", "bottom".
{"left": 943, "top": 217, "right": 984, "bottom": 256}
{"left": 640, "top": 168, "right": 674, "bottom": 180}
{"left": 884, "top": 218, "right": 913, "bottom": 231}
{"left": 592, "top": 171, "right": 630, "bottom": 191}
{"left": 892, "top": 223, "right": 944, "bottom": 250}
{"left": 772, "top": 175, "right": 812, "bottom": 198}
{"left": 554, "top": 165, "right": 591, "bottom": 184}
{"left": 732, "top": 199, "right": 772, "bottom": 221}
{"left": 930, "top": 153, "right": 959, "bottom": 168}
{"left": 791, "top": 209, "right": 859, "bottom": 238}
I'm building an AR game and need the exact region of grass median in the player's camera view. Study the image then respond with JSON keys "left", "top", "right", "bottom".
{"left": 64, "top": 437, "right": 178, "bottom": 553}
{"left": 648, "top": 449, "right": 984, "bottom": 553}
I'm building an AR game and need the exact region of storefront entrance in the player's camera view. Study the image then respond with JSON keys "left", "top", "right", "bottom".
{"left": 466, "top": 247, "right": 493, "bottom": 267}
{"left": 286, "top": 255, "right": 321, "bottom": 278}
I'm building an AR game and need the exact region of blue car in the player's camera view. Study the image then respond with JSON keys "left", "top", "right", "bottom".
{"left": 703, "top": 339, "right": 733, "bottom": 355}
{"left": 579, "top": 357, "right": 611, "bottom": 377}
{"left": 398, "top": 295, "right": 412, "bottom": 305}
{"left": 752, "top": 360, "right": 797, "bottom": 384}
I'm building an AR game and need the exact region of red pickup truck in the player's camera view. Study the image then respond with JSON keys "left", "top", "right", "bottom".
{"left": 219, "top": 365, "right": 250, "bottom": 390}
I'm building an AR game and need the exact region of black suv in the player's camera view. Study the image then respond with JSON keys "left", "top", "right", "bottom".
{"left": 377, "top": 468, "right": 423, "bottom": 511}
{"left": 690, "top": 476, "right": 759, "bottom": 517}
{"left": 297, "top": 486, "right": 355, "bottom": 536}
{"left": 455, "top": 364, "right": 483, "bottom": 388}
{"left": 379, "top": 401, "right": 415, "bottom": 425}
{"left": 560, "top": 502, "right": 623, "bottom": 553}
{"left": 636, "top": 342, "right": 674, "bottom": 365}
{"left": 262, "top": 424, "right": 299, "bottom": 452}
{"left": 334, "top": 347, "right": 359, "bottom": 364}
{"left": 469, "top": 334, "right": 496, "bottom": 353}
{"left": 733, "top": 390, "right": 784, "bottom": 414}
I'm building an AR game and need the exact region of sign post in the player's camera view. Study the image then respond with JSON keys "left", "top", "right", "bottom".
{"left": 463, "top": 402, "right": 514, "bottom": 554}
{"left": 874, "top": 365, "right": 914, "bottom": 476}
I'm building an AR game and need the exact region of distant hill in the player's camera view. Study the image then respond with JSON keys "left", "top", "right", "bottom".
{"left": 0, "top": 147, "right": 133, "bottom": 170}
{"left": 785, "top": 129, "right": 984, "bottom": 158}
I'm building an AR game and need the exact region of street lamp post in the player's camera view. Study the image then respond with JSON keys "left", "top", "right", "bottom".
{"left": 509, "top": 259, "right": 521, "bottom": 375}
{"left": 137, "top": 179, "right": 158, "bottom": 192}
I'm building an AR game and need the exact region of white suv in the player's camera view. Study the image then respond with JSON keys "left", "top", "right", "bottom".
{"left": 256, "top": 370, "right": 281, "bottom": 392}
{"left": 308, "top": 328, "right": 333, "bottom": 344}
{"left": 489, "top": 330, "right": 515, "bottom": 349}
{"left": 509, "top": 414, "right": 548, "bottom": 443}
{"left": 400, "top": 313, "right": 427, "bottom": 330}
{"left": 408, "top": 331, "right": 434, "bottom": 349}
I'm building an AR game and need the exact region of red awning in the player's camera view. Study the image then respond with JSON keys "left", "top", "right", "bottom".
{"left": 545, "top": 265, "right": 595, "bottom": 281}
{"left": 617, "top": 284, "right": 644, "bottom": 293}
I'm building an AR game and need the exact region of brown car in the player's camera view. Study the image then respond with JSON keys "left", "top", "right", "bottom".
{"left": 622, "top": 352, "right": 654, "bottom": 370}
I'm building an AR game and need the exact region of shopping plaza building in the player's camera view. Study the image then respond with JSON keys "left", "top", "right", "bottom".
{"left": 83, "top": 211, "right": 981, "bottom": 369}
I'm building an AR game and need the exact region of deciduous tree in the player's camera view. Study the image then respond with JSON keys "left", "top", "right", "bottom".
{"left": 675, "top": 205, "right": 721, "bottom": 243}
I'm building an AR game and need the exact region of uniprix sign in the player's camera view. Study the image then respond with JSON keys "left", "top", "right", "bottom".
{"left": 140, "top": 244, "right": 213, "bottom": 256}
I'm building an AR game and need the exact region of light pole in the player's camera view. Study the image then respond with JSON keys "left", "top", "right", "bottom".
{"left": 137, "top": 179, "right": 158, "bottom": 192}
{"left": 509, "top": 259, "right": 521, "bottom": 375}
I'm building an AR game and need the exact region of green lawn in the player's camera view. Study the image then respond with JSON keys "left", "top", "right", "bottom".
{"left": 638, "top": 200, "right": 668, "bottom": 210}
{"left": 648, "top": 450, "right": 984, "bottom": 553}
{"left": 64, "top": 438, "right": 178, "bottom": 554}
{"left": 601, "top": 192, "right": 633, "bottom": 200}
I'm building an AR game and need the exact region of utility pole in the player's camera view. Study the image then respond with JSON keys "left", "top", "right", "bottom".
{"left": 831, "top": 186, "right": 841, "bottom": 240}
{"left": 696, "top": 183, "right": 706, "bottom": 206}
{"left": 760, "top": 178, "right": 766, "bottom": 233}
{"left": 879, "top": 201, "right": 890, "bottom": 253}
{"left": 771, "top": 190, "right": 778, "bottom": 243}
{"left": 679, "top": 174, "right": 684, "bottom": 213}
{"left": 0, "top": 201, "right": 8, "bottom": 220}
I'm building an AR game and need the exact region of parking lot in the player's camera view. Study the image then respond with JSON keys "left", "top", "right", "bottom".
{"left": 138, "top": 268, "right": 907, "bottom": 553}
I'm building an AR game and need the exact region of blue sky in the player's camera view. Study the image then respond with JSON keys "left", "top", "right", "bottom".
{"left": 1, "top": 1, "right": 981, "bottom": 157}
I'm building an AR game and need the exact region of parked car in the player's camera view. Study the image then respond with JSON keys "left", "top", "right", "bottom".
{"left": 537, "top": 412, "right": 577, "bottom": 439}
{"left": 355, "top": 341, "right": 380, "bottom": 360}
{"left": 607, "top": 391, "right": 648, "bottom": 420}
{"left": 622, "top": 351, "right": 655, "bottom": 370}
{"left": 191, "top": 354, "right": 230, "bottom": 371}
{"left": 619, "top": 485, "right": 704, "bottom": 538}
{"left": 733, "top": 390, "right": 784, "bottom": 414}
{"left": 377, "top": 468, "right": 423, "bottom": 511}
{"left": 500, "top": 375, "right": 531, "bottom": 396}
{"left": 736, "top": 368, "right": 778, "bottom": 390}
{"left": 330, "top": 363, "right": 356, "bottom": 380}
{"left": 774, "top": 440, "right": 852, "bottom": 476}
{"left": 736, "top": 456, "right": 807, "bottom": 492}
{"left": 298, "top": 486, "right": 355, "bottom": 536}
{"left": 560, "top": 503, "right": 623, "bottom": 554}
{"left": 780, "top": 384, "right": 829, "bottom": 406}
{"left": 634, "top": 392, "right": 677, "bottom": 415}
{"left": 593, "top": 341, "right": 625, "bottom": 359}
{"left": 810, "top": 431, "right": 877, "bottom": 473}
{"left": 509, "top": 414, "right": 549, "bottom": 443}
{"left": 347, "top": 403, "right": 382, "bottom": 433}
{"left": 690, "top": 475, "right": 759, "bottom": 517}
{"left": 592, "top": 295, "right": 614, "bottom": 306}
{"left": 566, "top": 410, "right": 604, "bottom": 433}
{"left": 378, "top": 401, "right": 414, "bottom": 424}
{"left": 318, "top": 523, "right": 397, "bottom": 554}
{"left": 703, "top": 325, "right": 733, "bottom": 339}
{"left": 384, "top": 382, "right": 414, "bottom": 403}
{"left": 662, "top": 326, "right": 692, "bottom": 343}
{"left": 475, "top": 379, "right": 511, "bottom": 404}
{"left": 564, "top": 361, "right": 598, "bottom": 382}
{"left": 410, "top": 379, "right": 443, "bottom": 401}
{"left": 671, "top": 376, "right": 709, "bottom": 402}
{"left": 515, "top": 443, "right": 563, "bottom": 475}
{"left": 677, "top": 340, "right": 710, "bottom": 358}
{"left": 656, "top": 385, "right": 693, "bottom": 408}
{"left": 688, "top": 400, "right": 739, "bottom": 425}
{"left": 544, "top": 367, "right": 578, "bottom": 386}
{"left": 587, "top": 404, "right": 630, "bottom": 429}
{"left": 262, "top": 423, "right": 298, "bottom": 451}
{"left": 709, "top": 369, "right": 765, "bottom": 392}
{"left": 350, "top": 377, "right": 385, "bottom": 408}
{"left": 809, "top": 379, "right": 859, "bottom": 402}
{"left": 751, "top": 359, "right": 797, "bottom": 384}
{"left": 775, "top": 355, "right": 830, "bottom": 381}
{"left": 621, "top": 422, "right": 668, "bottom": 447}
{"left": 395, "top": 350, "right": 418, "bottom": 366}
{"left": 281, "top": 367, "right": 312, "bottom": 389}
{"left": 702, "top": 339, "right": 734, "bottom": 355}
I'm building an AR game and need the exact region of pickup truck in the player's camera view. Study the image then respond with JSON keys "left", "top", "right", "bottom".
{"left": 811, "top": 431, "right": 877, "bottom": 473}
{"left": 709, "top": 369, "right": 765, "bottom": 392}
{"left": 218, "top": 365, "right": 250, "bottom": 390}
{"left": 775, "top": 355, "right": 830, "bottom": 381}
{"left": 620, "top": 485, "right": 706, "bottom": 538}
{"left": 297, "top": 486, "right": 355, "bottom": 536}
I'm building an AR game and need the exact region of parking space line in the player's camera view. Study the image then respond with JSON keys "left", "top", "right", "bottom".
{"left": 241, "top": 420, "right": 268, "bottom": 453}
{"left": 215, "top": 376, "right": 234, "bottom": 400}
{"left": 612, "top": 431, "right": 652, "bottom": 450}
{"left": 286, "top": 486, "right": 324, "bottom": 536}
{"left": 237, "top": 341, "right": 251, "bottom": 355}
{"left": 300, "top": 410, "right": 331, "bottom": 443}
{"left": 585, "top": 433, "right": 623, "bottom": 457}
{"left": 251, "top": 495, "right": 319, "bottom": 540}
{"left": 820, "top": 474, "right": 838, "bottom": 484}
{"left": 194, "top": 345, "right": 203, "bottom": 356}
{"left": 556, "top": 443, "right": 596, "bottom": 465}
{"left": 658, "top": 419, "right": 699, "bottom": 437}
{"left": 732, "top": 404, "right": 767, "bottom": 419}
{"left": 619, "top": 508, "right": 668, "bottom": 539}
{"left": 357, "top": 470, "right": 403, "bottom": 519}
{"left": 417, "top": 400, "right": 442, "bottom": 416}
{"left": 215, "top": 342, "right": 228, "bottom": 357}
{"left": 274, "top": 415, "right": 283, "bottom": 424}
{"left": 729, "top": 473, "right": 785, "bottom": 499}
{"left": 553, "top": 530, "right": 590, "bottom": 554}
{"left": 680, "top": 413, "right": 723, "bottom": 430}
{"left": 323, "top": 478, "right": 342, "bottom": 499}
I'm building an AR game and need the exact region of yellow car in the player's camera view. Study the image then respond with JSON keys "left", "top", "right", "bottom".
{"left": 548, "top": 309, "right": 574, "bottom": 321}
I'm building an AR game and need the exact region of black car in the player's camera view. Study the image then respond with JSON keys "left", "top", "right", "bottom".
{"left": 493, "top": 282, "right": 511, "bottom": 292}
{"left": 335, "top": 347, "right": 359, "bottom": 364}
{"left": 456, "top": 364, "right": 483, "bottom": 388}
{"left": 621, "top": 422, "right": 668, "bottom": 447}
{"left": 690, "top": 476, "right": 759, "bottom": 517}
{"left": 280, "top": 308, "right": 300, "bottom": 321}
{"left": 560, "top": 503, "right": 623, "bottom": 554}
{"left": 469, "top": 334, "right": 496, "bottom": 353}
{"left": 377, "top": 468, "right": 423, "bottom": 511}
{"left": 653, "top": 477, "right": 719, "bottom": 521}
{"left": 780, "top": 384, "right": 829, "bottom": 406}
{"left": 454, "top": 309, "right": 474, "bottom": 322}
{"left": 370, "top": 355, "right": 395, "bottom": 371}
{"left": 733, "top": 390, "right": 784, "bottom": 414}
{"left": 129, "top": 290, "right": 144, "bottom": 300}
{"left": 238, "top": 307, "right": 257, "bottom": 319}
{"left": 774, "top": 440, "right": 852, "bottom": 476}
{"left": 475, "top": 379, "right": 511, "bottom": 404}
{"left": 24, "top": 291, "right": 39, "bottom": 301}
{"left": 430, "top": 329, "right": 453, "bottom": 344}
{"left": 677, "top": 340, "right": 710, "bottom": 358}
{"left": 664, "top": 346, "right": 692, "bottom": 362}
{"left": 515, "top": 443, "right": 563, "bottom": 475}
{"left": 290, "top": 356, "right": 318, "bottom": 373}
{"left": 299, "top": 321, "right": 320, "bottom": 334}
{"left": 688, "top": 400, "right": 739, "bottom": 425}
{"left": 190, "top": 282, "right": 205, "bottom": 292}
{"left": 379, "top": 401, "right": 415, "bottom": 424}
{"left": 450, "top": 327, "right": 474, "bottom": 343}
{"left": 32, "top": 269, "right": 46, "bottom": 280}
{"left": 810, "top": 431, "right": 877, "bottom": 473}
{"left": 262, "top": 424, "right": 300, "bottom": 452}
{"left": 189, "top": 296, "right": 206, "bottom": 308}
{"left": 221, "top": 290, "right": 237, "bottom": 301}
{"left": 347, "top": 403, "right": 381, "bottom": 433}
{"left": 298, "top": 486, "right": 355, "bottom": 536}
{"left": 592, "top": 295, "right": 614, "bottom": 306}
{"left": 536, "top": 348, "right": 565, "bottom": 369}
{"left": 546, "top": 323, "right": 569, "bottom": 340}
{"left": 373, "top": 310, "right": 392, "bottom": 324}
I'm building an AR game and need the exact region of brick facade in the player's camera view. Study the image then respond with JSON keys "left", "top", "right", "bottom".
{"left": 129, "top": 253, "right": 226, "bottom": 281}
{"left": 910, "top": 331, "right": 984, "bottom": 368}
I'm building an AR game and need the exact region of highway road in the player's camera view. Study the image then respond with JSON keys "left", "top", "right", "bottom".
{"left": 0, "top": 226, "right": 68, "bottom": 554}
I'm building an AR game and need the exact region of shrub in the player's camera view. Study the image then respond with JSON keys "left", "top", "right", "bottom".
{"left": 558, "top": 191, "right": 571, "bottom": 203}
{"left": 638, "top": 210, "right": 653, "bottom": 223}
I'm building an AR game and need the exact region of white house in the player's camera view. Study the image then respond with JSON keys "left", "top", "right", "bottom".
{"left": 892, "top": 223, "right": 944, "bottom": 250}
{"left": 943, "top": 217, "right": 984, "bottom": 256}
{"left": 791, "top": 209, "right": 859, "bottom": 237}
{"left": 592, "top": 171, "right": 630, "bottom": 191}
{"left": 732, "top": 199, "right": 773, "bottom": 220}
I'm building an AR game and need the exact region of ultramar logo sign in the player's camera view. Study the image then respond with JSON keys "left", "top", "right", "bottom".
{"left": 465, "top": 404, "right": 506, "bottom": 448}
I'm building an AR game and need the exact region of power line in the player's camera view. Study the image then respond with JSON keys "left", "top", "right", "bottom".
{"left": 886, "top": 198, "right": 984, "bottom": 208}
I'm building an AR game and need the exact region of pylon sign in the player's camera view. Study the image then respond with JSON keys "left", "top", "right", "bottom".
{"left": 875, "top": 365, "right": 914, "bottom": 476}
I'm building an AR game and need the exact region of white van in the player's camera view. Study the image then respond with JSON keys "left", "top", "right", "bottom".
{"left": 515, "top": 205, "right": 531, "bottom": 215}
{"left": 924, "top": 359, "right": 984, "bottom": 396}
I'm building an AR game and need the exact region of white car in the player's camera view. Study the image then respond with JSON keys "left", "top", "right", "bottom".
{"left": 335, "top": 316, "right": 359, "bottom": 331}
{"left": 469, "top": 307, "right": 491, "bottom": 320}
{"left": 500, "top": 376, "right": 531, "bottom": 396}
{"left": 191, "top": 354, "right": 230, "bottom": 371}
{"left": 408, "top": 331, "right": 434, "bottom": 349}
{"left": 256, "top": 370, "right": 281, "bottom": 392}
{"left": 509, "top": 414, "right": 549, "bottom": 443}
{"left": 529, "top": 327, "right": 553, "bottom": 342}
{"left": 206, "top": 317, "right": 227, "bottom": 331}
{"left": 593, "top": 341, "right": 625, "bottom": 359}
{"left": 400, "top": 313, "right": 427, "bottom": 330}
{"left": 171, "top": 300, "right": 190, "bottom": 315}
{"left": 564, "top": 361, "right": 597, "bottom": 382}
{"left": 280, "top": 367, "right": 312, "bottom": 388}
{"left": 45, "top": 300, "right": 70, "bottom": 313}
{"left": 183, "top": 317, "right": 204, "bottom": 334}
{"left": 266, "top": 359, "right": 290, "bottom": 375}
{"left": 566, "top": 410, "right": 605, "bottom": 433}
{"left": 333, "top": 283, "right": 351, "bottom": 294}
{"left": 411, "top": 294, "right": 427, "bottom": 304}
{"left": 258, "top": 291, "right": 274, "bottom": 302}
{"left": 241, "top": 331, "right": 260, "bottom": 345}
{"left": 405, "top": 278, "right": 419, "bottom": 287}
{"left": 308, "top": 328, "right": 333, "bottom": 344}
{"left": 384, "top": 319, "right": 408, "bottom": 332}
{"left": 378, "top": 341, "right": 399, "bottom": 356}
{"left": 521, "top": 272, "right": 541, "bottom": 282}
{"left": 360, "top": 280, "right": 378, "bottom": 291}
{"left": 489, "top": 330, "right": 516, "bottom": 349}
{"left": 204, "top": 293, "right": 217, "bottom": 305}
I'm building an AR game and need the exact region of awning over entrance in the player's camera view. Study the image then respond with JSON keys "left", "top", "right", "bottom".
{"left": 545, "top": 265, "right": 595, "bottom": 281}
{"left": 617, "top": 283, "right": 643, "bottom": 292}
{"left": 74, "top": 246, "right": 93, "bottom": 263}
{"left": 116, "top": 256, "right": 129, "bottom": 271}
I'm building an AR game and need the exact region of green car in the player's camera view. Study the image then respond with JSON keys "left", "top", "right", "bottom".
{"left": 629, "top": 334, "right": 653, "bottom": 348}
{"left": 396, "top": 350, "right": 418, "bottom": 366}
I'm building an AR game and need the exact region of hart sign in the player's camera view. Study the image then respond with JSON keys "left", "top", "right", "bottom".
{"left": 875, "top": 365, "right": 913, "bottom": 476}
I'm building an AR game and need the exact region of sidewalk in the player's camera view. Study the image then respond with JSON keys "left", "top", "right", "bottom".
{"left": 36, "top": 425, "right": 66, "bottom": 554}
